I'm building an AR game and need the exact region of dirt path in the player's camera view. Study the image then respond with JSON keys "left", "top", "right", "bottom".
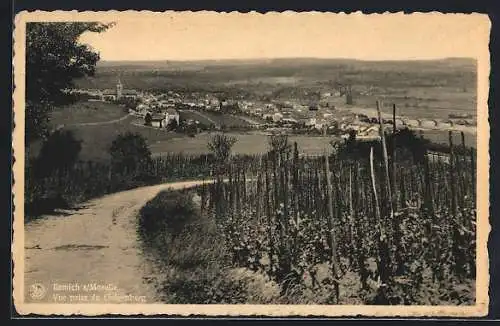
{"left": 23, "top": 180, "right": 213, "bottom": 304}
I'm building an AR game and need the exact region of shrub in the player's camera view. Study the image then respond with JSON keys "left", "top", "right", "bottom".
{"left": 34, "top": 129, "right": 82, "bottom": 178}
{"left": 138, "top": 190, "right": 197, "bottom": 244}
{"left": 109, "top": 132, "right": 152, "bottom": 174}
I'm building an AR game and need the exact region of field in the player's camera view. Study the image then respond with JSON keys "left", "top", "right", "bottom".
{"left": 150, "top": 132, "right": 336, "bottom": 156}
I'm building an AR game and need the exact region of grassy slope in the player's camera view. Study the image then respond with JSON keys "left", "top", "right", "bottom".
{"left": 66, "top": 117, "right": 184, "bottom": 162}
{"left": 50, "top": 101, "right": 127, "bottom": 126}
{"left": 138, "top": 190, "right": 281, "bottom": 304}
{"left": 42, "top": 101, "right": 256, "bottom": 161}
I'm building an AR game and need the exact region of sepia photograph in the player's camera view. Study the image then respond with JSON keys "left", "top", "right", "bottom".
{"left": 12, "top": 11, "right": 490, "bottom": 317}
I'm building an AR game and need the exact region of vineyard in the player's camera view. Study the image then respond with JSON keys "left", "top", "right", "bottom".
{"left": 25, "top": 123, "right": 477, "bottom": 304}
{"left": 191, "top": 130, "right": 476, "bottom": 305}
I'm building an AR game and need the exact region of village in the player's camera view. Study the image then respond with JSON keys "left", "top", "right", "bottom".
{"left": 71, "top": 79, "right": 478, "bottom": 141}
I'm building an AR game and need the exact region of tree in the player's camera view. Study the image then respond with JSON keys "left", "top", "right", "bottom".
{"left": 34, "top": 130, "right": 82, "bottom": 178}
{"left": 109, "top": 132, "right": 152, "bottom": 174}
{"left": 144, "top": 113, "right": 152, "bottom": 126}
{"left": 268, "top": 133, "right": 290, "bottom": 155}
{"left": 347, "top": 129, "right": 357, "bottom": 144}
{"left": 166, "top": 118, "right": 179, "bottom": 131}
{"left": 26, "top": 22, "right": 113, "bottom": 143}
{"left": 388, "top": 128, "right": 431, "bottom": 164}
{"left": 207, "top": 133, "right": 237, "bottom": 164}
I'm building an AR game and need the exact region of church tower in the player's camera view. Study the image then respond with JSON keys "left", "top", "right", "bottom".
{"left": 116, "top": 79, "right": 123, "bottom": 100}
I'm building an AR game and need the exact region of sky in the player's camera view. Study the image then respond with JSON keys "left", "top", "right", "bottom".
{"left": 78, "top": 12, "right": 490, "bottom": 61}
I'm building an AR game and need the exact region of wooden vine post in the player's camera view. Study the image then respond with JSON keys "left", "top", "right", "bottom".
{"left": 323, "top": 127, "right": 341, "bottom": 303}
{"left": 376, "top": 100, "right": 394, "bottom": 285}
{"left": 370, "top": 146, "right": 390, "bottom": 287}
{"left": 391, "top": 103, "right": 398, "bottom": 209}
{"left": 292, "top": 142, "right": 300, "bottom": 262}
{"left": 264, "top": 158, "right": 274, "bottom": 277}
{"left": 376, "top": 100, "right": 394, "bottom": 220}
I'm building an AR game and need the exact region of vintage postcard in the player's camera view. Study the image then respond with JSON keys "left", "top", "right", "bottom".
{"left": 12, "top": 11, "right": 490, "bottom": 317}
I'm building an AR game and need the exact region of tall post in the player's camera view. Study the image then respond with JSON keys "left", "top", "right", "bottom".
{"left": 264, "top": 158, "right": 274, "bottom": 277}
{"left": 323, "top": 127, "right": 341, "bottom": 303}
{"left": 376, "top": 101, "right": 394, "bottom": 223}
{"left": 370, "top": 146, "right": 390, "bottom": 286}
{"left": 392, "top": 104, "right": 398, "bottom": 210}
{"left": 292, "top": 142, "right": 300, "bottom": 262}
{"left": 449, "top": 131, "right": 457, "bottom": 218}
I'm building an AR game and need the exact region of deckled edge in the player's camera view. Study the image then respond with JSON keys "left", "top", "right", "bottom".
{"left": 11, "top": 10, "right": 492, "bottom": 317}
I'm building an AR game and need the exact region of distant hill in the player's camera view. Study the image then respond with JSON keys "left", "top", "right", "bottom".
{"left": 98, "top": 57, "right": 476, "bottom": 69}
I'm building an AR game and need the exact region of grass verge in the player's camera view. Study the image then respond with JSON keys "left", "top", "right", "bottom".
{"left": 137, "top": 189, "right": 281, "bottom": 304}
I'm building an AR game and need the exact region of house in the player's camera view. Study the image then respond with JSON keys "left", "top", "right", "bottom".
{"left": 314, "top": 120, "right": 326, "bottom": 130}
{"left": 305, "top": 118, "right": 317, "bottom": 127}
{"left": 357, "top": 126, "right": 381, "bottom": 140}
{"left": 120, "top": 89, "right": 139, "bottom": 100}
{"left": 135, "top": 104, "right": 151, "bottom": 116}
{"left": 101, "top": 89, "right": 117, "bottom": 101}
{"left": 263, "top": 114, "right": 274, "bottom": 121}
{"left": 146, "top": 113, "right": 166, "bottom": 128}
{"left": 420, "top": 120, "right": 436, "bottom": 129}
{"left": 406, "top": 119, "right": 420, "bottom": 128}
{"left": 165, "top": 108, "right": 180, "bottom": 125}
{"left": 282, "top": 118, "right": 298, "bottom": 125}
{"left": 272, "top": 112, "right": 284, "bottom": 123}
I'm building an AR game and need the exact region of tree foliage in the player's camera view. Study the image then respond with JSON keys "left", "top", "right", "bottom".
{"left": 144, "top": 113, "right": 152, "bottom": 126}
{"left": 268, "top": 133, "right": 291, "bottom": 154}
{"left": 109, "top": 132, "right": 152, "bottom": 174}
{"left": 167, "top": 118, "right": 179, "bottom": 131}
{"left": 26, "top": 22, "right": 113, "bottom": 142}
{"left": 207, "top": 133, "right": 237, "bottom": 164}
{"left": 34, "top": 129, "right": 82, "bottom": 178}
{"left": 336, "top": 127, "right": 431, "bottom": 163}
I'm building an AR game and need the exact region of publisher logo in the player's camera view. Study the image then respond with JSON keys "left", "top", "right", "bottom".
{"left": 29, "top": 283, "right": 47, "bottom": 300}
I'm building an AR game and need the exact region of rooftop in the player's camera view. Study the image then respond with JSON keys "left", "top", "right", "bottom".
{"left": 150, "top": 114, "right": 164, "bottom": 120}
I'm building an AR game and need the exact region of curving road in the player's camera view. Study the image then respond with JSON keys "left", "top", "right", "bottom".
{"left": 23, "top": 180, "right": 213, "bottom": 304}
